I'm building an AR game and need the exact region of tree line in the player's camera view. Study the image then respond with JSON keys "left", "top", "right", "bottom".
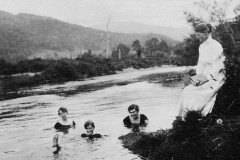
{"left": 0, "top": 36, "right": 184, "bottom": 76}
{"left": 112, "top": 38, "right": 171, "bottom": 58}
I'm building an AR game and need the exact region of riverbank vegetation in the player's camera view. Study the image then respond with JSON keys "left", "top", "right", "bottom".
{"left": 0, "top": 53, "right": 183, "bottom": 100}
{"left": 119, "top": 111, "right": 240, "bottom": 160}
{"left": 0, "top": 54, "right": 174, "bottom": 85}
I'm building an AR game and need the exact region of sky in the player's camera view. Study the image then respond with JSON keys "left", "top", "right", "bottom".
{"left": 0, "top": 0, "right": 239, "bottom": 28}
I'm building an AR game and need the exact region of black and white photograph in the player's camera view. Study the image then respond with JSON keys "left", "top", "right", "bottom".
{"left": 0, "top": 0, "right": 240, "bottom": 159}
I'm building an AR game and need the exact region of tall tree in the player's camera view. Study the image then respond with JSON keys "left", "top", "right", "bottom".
{"left": 112, "top": 44, "right": 130, "bottom": 59}
{"left": 145, "top": 38, "right": 160, "bottom": 56}
{"left": 159, "top": 40, "right": 169, "bottom": 52}
{"left": 132, "top": 40, "right": 142, "bottom": 58}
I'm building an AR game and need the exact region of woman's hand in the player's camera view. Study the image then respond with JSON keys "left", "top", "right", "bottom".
{"left": 196, "top": 79, "right": 209, "bottom": 86}
{"left": 184, "top": 67, "right": 196, "bottom": 76}
{"left": 191, "top": 74, "right": 208, "bottom": 86}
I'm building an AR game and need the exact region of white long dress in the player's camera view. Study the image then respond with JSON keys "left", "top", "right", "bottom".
{"left": 178, "top": 36, "right": 225, "bottom": 120}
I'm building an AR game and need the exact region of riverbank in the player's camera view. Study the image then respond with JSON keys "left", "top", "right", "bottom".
{"left": 119, "top": 111, "right": 240, "bottom": 160}
{"left": 0, "top": 66, "right": 187, "bottom": 101}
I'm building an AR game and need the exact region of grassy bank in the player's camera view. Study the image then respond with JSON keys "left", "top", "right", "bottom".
{"left": 119, "top": 111, "right": 240, "bottom": 160}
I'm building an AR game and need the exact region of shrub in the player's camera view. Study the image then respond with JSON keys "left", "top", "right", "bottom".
{"left": 42, "top": 60, "right": 79, "bottom": 82}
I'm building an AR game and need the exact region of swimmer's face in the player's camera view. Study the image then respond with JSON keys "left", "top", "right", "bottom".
{"left": 129, "top": 109, "right": 138, "bottom": 119}
{"left": 59, "top": 110, "right": 68, "bottom": 120}
{"left": 86, "top": 125, "right": 94, "bottom": 135}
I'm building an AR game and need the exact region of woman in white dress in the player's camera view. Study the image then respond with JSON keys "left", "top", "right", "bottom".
{"left": 178, "top": 23, "right": 226, "bottom": 120}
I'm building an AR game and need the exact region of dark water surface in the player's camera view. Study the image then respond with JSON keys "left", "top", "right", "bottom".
{"left": 0, "top": 69, "right": 184, "bottom": 160}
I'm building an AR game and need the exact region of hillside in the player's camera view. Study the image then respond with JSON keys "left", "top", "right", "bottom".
{"left": 0, "top": 10, "right": 178, "bottom": 60}
{"left": 92, "top": 21, "right": 193, "bottom": 41}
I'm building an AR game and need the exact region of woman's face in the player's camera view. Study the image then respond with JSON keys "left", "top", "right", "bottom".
{"left": 196, "top": 32, "right": 208, "bottom": 42}
{"left": 129, "top": 109, "right": 138, "bottom": 119}
{"left": 59, "top": 110, "right": 68, "bottom": 120}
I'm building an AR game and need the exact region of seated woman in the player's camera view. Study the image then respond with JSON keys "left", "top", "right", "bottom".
{"left": 123, "top": 104, "right": 149, "bottom": 131}
{"left": 54, "top": 107, "right": 76, "bottom": 132}
{"left": 178, "top": 23, "right": 226, "bottom": 120}
{"left": 81, "top": 120, "right": 102, "bottom": 140}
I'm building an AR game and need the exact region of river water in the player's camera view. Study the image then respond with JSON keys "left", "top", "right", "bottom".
{"left": 0, "top": 67, "right": 185, "bottom": 160}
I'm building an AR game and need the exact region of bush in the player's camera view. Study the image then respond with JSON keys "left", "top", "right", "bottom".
{"left": 42, "top": 60, "right": 79, "bottom": 82}
{"left": 75, "top": 61, "right": 94, "bottom": 77}
{"left": 212, "top": 17, "right": 240, "bottom": 117}
{"left": 0, "top": 58, "right": 17, "bottom": 76}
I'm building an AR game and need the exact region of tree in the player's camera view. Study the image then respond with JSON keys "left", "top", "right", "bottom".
{"left": 112, "top": 44, "right": 130, "bottom": 59}
{"left": 159, "top": 40, "right": 169, "bottom": 52}
{"left": 182, "top": 35, "right": 200, "bottom": 65}
{"left": 145, "top": 38, "right": 160, "bottom": 56}
{"left": 132, "top": 40, "right": 142, "bottom": 58}
{"left": 234, "top": 5, "right": 240, "bottom": 16}
{"left": 184, "top": 0, "right": 232, "bottom": 28}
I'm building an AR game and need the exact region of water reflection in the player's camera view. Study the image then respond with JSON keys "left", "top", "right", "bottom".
{"left": 0, "top": 80, "right": 183, "bottom": 160}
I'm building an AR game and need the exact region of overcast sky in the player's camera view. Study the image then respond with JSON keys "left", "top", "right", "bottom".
{"left": 0, "top": 0, "right": 239, "bottom": 28}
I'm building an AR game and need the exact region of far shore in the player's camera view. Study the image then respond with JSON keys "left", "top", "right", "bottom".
{"left": 1, "top": 65, "right": 189, "bottom": 101}
{"left": 31, "top": 65, "right": 188, "bottom": 91}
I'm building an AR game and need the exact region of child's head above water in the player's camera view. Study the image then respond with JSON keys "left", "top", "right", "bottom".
{"left": 58, "top": 107, "right": 68, "bottom": 115}
{"left": 84, "top": 120, "right": 95, "bottom": 135}
{"left": 81, "top": 120, "right": 102, "bottom": 139}
{"left": 58, "top": 107, "right": 68, "bottom": 120}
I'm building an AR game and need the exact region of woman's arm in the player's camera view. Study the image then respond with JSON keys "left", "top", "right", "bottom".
{"left": 196, "top": 61, "right": 208, "bottom": 75}
{"left": 71, "top": 120, "right": 76, "bottom": 128}
{"left": 141, "top": 114, "right": 149, "bottom": 125}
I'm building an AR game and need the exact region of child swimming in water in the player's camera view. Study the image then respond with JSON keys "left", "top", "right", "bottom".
{"left": 54, "top": 107, "right": 76, "bottom": 132}
{"left": 52, "top": 107, "right": 75, "bottom": 154}
{"left": 81, "top": 120, "right": 102, "bottom": 140}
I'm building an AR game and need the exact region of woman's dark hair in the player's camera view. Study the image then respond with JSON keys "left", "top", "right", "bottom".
{"left": 84, "top": 120, "right": 95, "bottom": 129}
{"left": 58, "top": 107, "right": 68, "bottom": 116}
{"left": 128, "top": 104, "right": 139, "bottom": 113}
{"left": 195, "top": 23, "right": 212, "bottom": 33}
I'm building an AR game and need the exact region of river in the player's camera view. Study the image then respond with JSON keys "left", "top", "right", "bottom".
{"left": 0, "top": 66, "right": 186, "bottom": 160}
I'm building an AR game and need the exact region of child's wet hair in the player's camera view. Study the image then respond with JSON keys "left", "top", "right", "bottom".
{"left": 84, "top": 120, "right": 95, "bottom": 129}
{"left": 58, "top": 107, "right": 68, "bottom": 116}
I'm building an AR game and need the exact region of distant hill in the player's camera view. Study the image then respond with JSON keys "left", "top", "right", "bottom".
{"left": 92, "top": 21, "right": 193, "bottom": 41}
{"left": 0, "top": 10, "right": 178, "bottom": 60}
